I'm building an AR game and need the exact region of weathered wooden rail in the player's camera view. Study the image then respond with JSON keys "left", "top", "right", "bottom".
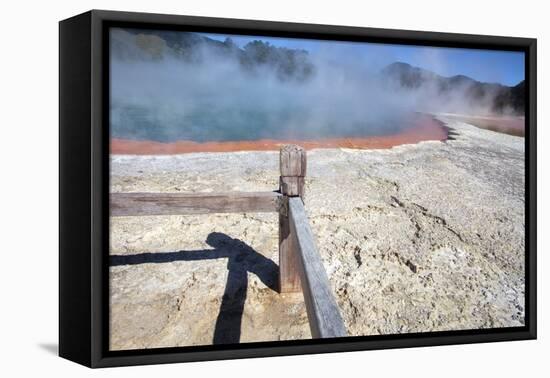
{"left": 110, "top": 145, "right": 346, "bottom": 339}
{"left": 111, "top": 191, "right": 284, "bottom": 216}
{"left": 287, "top": 197, "right": 347, "bottom": 337}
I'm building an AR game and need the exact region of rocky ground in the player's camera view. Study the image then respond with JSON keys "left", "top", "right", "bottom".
{"left": 109, "top": 116, "right": 525, "bottom": 350}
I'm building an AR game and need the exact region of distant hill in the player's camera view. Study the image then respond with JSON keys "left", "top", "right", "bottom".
{"left": 382, "top": 62, "right": 524, "bottom": 115}
{"left": 111, "top": 28, "right": 315, "bottom": 82}
{"left": 493, "top": 80, "right": 525, "bottom": 114}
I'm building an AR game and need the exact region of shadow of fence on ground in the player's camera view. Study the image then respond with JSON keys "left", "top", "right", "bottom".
{"left": 110, "top": 232, "right": 278, "bottom": 345}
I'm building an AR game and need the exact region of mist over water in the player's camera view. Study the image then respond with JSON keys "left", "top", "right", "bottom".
{"left": 109, "top": 29, "right": 523, "bottom": 143}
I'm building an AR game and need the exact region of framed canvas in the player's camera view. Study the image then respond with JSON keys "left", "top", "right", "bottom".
{"left": 59, "top": 9, "right": 536, "bottom": 368}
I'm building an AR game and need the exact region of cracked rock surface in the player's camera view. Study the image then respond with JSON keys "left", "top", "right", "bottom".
{"left": 109, "top": 117, "right": 525, "bottom": 350}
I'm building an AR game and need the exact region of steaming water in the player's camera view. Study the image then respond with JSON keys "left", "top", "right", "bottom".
{"left": 109, "top": 57, "right": 416, "bottom": 143}
{"left": 108, "top": 29, "right": 497, "bottom": 144}
{"left": 110, "top": 102, "right": 413, "bottom": 143}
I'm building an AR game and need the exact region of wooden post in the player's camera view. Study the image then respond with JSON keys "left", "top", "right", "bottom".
{"left": 279, "top": 145, "right": 306, "bottom": 293}
{"left": 279, "top": 145, "right": 307, "bottom": 198}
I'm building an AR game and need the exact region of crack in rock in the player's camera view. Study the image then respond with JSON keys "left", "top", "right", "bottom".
{"left": 388, "top": 192, "right": 466, "bottom": 246}
{"left": 409, "top": 202, "right": 465, "bottom": 243}
{"left": 353, "top": 246, "right": 363, "bottom": 268}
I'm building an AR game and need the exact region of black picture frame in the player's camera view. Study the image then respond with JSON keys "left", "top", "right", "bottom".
{"left": 59, "top": 9, "right": 537, "bottom": 368}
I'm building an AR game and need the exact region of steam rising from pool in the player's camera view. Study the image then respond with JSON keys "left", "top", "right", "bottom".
{"left": 109, "top": 29, "right": 516, "bottom": 143}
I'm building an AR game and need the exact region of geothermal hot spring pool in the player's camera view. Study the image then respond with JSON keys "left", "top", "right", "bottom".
{"left": 107, "top": 29, "right": 523, "bottom": 155}
{"left": 109, "top": 108, "right": 448, "bottom": 154}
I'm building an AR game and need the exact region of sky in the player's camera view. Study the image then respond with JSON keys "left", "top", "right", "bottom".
{"left": 202, "top": 33, "right": 525, "bottom": 86}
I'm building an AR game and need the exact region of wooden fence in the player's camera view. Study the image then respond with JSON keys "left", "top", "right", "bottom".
{"left": 111, "top": 145, "right": 347, "bottom": 339}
